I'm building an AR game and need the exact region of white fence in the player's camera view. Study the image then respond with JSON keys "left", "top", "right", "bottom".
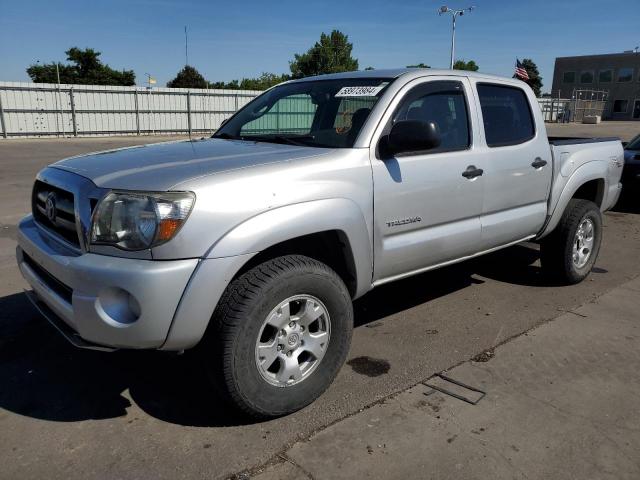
{"left": 0, "top": 81, "right": 596, "bottom": 139}
{"left": 0, "top": 81, "right": 262, "bottom": 138}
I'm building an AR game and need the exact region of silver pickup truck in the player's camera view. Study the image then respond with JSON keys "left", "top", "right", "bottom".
{"left": 16, "top": 69, "right": 623, "bottom": 417}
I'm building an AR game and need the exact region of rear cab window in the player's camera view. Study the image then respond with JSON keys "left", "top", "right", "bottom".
{"left": 477, "top": 83, "right": 535, "bottom": 147}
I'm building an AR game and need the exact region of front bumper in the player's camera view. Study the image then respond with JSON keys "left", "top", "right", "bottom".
{"left": 17, "top": 215, "right": 198, "bottom": 349}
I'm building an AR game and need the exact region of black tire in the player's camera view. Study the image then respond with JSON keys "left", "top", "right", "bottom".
{"left": 201, "top": 255, "right": 353, "bottom": 419}
{"left": 540, "top": 199, "right": 602, "bottom": 284}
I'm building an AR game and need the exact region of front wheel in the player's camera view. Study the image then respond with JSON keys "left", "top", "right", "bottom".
{"left": 540, "top": 199, "right": 603, "bottom": 284}
{"left": 201, "top": 255, "right": 353, "bottom": 418}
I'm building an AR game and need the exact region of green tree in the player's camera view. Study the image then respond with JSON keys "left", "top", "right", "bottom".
{"left": 453, "top": 59, "right": 479, "bottom": 71}
{"left": 208, "top": 80, "right": 238, "bottom": 89}
{"left": 289, "top": 30, "right": 358, "bottom": 78}
{"left": 239, "top": 72, "right": 290, "bottom": 90}
{"left": 406, "top": 63, "right": 430, "bottom": 68}
{"left": 27, "top": 47, "right": 135, "bottom": 85}
{"left": 167, "top": 65, "right": 208, "bottom": 88}
{"left": 207, "top": 73, "right": 288, "bottom": 91}
{"left": 516, "top": 58, "right": 543, "bottom": 97}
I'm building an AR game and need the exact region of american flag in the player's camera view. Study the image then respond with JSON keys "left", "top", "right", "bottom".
{"left": 514, "top": 59, "right": 530, "bottom": 80}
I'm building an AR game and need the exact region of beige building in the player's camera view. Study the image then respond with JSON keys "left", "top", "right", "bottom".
{"left": 551, "top": 51, "right": 640, "bottom": 120}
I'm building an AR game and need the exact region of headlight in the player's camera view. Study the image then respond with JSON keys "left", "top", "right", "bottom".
{"left": 90, "top": 191, "right": 195, "bottom": 251}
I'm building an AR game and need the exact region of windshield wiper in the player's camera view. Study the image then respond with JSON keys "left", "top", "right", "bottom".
{"left": 240, "top": 134, "right": 316, "bottom": 147}
{"left": 213, "top": 132, "right": 240, "bottom": 140}
{"left": 273, "top": 134, "right": 315, "bottom": 147}
{"left": 214, "top": 132, "right": 316, "bottom": 147}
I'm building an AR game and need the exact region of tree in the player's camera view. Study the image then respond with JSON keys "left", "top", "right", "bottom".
{"left": 207, "top": 73, "right": 288, "bottom": 91}
{"left": 289, "top": 30, "right": 358, "bottom": 78}
{"left": 239, "top": 72, "right": 290, "bottom": 90}
{"left": 167, "top": 65, "right": 208, "bottom": 88}
{"left": 209, "top": 79, "right": 238, "bottom": 89}
{"left": 516, "top": 58, "right": 543, "bottom": 97}
{"left": 407, "top": 63, "right": 430, "bottom": 68}
{"left": 453, "top": 59, "right": 479, "bottom": 71}
{"left": 27, "top": 47, "right": 135, "bottom": 85}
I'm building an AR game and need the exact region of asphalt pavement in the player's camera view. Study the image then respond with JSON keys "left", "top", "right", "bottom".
{"left": 0, "top": 127, "right": 639, "bottom": 479}
{"left": 254, "top": 276, "right": 640, "bottom": 479}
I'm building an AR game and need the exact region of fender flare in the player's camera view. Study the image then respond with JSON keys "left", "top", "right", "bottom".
{"left": 208, "top": 197, "right": 373, "bottom": 296}
{"left": 161, "top": 198, "right": 372, "bottom": 350}
{"left": 538, "top": 161, "right": 607, "bottom": 239}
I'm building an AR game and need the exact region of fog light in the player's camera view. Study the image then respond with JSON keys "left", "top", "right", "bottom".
{"left": 95, "top": 287, "right": 141, "bottom": 326}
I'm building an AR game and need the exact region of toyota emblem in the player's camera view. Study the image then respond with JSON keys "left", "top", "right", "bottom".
{"left": 45, "top": 192, "right": 57, "bottom": 223}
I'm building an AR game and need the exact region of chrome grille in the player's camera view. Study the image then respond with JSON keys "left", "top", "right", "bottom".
{"left": 32, "top": 180, "right": 80, "bottom": 247}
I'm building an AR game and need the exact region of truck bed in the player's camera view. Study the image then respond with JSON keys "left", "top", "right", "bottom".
{"left": 544, "top": 137, "right": 624, "bottom": 233}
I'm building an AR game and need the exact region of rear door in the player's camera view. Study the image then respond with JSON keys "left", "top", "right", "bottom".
{"left": 470, "top": 81, "right": 552, "bottom": 249}
{"left": 370, "top": 76, "right": 484, "bottom": 283}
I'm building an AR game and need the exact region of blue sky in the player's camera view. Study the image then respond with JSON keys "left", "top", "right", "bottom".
{"left": 1, "top": 0, "right": 638, "bottom": 93}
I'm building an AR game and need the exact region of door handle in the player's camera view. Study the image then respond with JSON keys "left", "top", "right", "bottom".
{"left": 531, "top": 158, "right": 547, "bottom": 169}
{"left": 462, "top": 165, "right": 484, "bottom": 179}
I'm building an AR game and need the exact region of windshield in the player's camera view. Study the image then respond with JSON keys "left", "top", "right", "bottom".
{"left": 213, "top": 78, "right": 393, "bottom": 148}
{"left": 626, "top": 134, "right": 640, "bottom": 150}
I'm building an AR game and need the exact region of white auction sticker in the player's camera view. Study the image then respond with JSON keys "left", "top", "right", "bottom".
{"left": 335, "top": 85, "right": 385, "bottom": 97}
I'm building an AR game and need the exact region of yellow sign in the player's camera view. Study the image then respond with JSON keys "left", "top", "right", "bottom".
{"left": 149, "top": 77, "right": 157, "bottom": 85}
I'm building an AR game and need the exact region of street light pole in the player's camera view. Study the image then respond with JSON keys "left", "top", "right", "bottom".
{"left": 439, "top": 5, "right": 475, "bottom": 69}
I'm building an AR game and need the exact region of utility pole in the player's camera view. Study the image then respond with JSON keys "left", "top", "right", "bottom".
{"left": 56, "top": 62, "right": 66, "bottom": 137}
{"left": 438, "top": 5, "right": 475, "bottom": 69}
{"left": 185, "top": 26, "right": 189, "bottom": 66}
{"left": 145, "top": 73, "right": 156, "bottom": 135}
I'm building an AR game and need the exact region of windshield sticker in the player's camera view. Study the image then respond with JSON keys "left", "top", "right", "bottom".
{"left": 335, "top": 85, "right": 385, "bottom": 97}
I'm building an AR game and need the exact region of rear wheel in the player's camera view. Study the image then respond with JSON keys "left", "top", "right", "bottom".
{"left": 540, "top": 199, "right": 602, "bottom": 284}
{"left": 202, "top": 255, "right": 353, "bottom": 418}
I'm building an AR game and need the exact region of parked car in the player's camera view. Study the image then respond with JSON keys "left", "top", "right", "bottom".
{"left": 16, "top": 69, "right": 624, "bottom": 418}
{"left": 623, "top": 133, "right": 640, "bottom": 184}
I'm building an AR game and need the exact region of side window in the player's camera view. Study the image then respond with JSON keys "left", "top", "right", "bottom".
{"left": 393, "top": 81, "right": 470, "bottom": 152}
{"left": 477, "top": 84, "right": 535, "bottom": 147}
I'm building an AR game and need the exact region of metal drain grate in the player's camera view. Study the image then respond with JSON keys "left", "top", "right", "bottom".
{"left": 423, "top": 373, "right": 486, "bottom": 405}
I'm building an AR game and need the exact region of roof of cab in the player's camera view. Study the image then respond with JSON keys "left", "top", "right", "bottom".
{"left": 287, "top": 68, "right": 515, "bottom": 84}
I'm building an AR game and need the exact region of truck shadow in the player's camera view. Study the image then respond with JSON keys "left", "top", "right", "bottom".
{"left": 0, "top": 242, "right": 548, "bottom": 428}
{"left": 0, "top": 292, "right": 250, "bottom": 427}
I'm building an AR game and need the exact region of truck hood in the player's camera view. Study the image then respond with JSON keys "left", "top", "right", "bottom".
{"left": 51, "top": 138, "right": 331, "bottom": 190}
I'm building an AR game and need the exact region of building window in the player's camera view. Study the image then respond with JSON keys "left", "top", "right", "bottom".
{"left": 580, "top": 71, "right": 594, "bottom": 84}
{"left": 617, "top": 68, "right": 633, "bottom": 82}
{"left": 613, "top": 100, "right": 629, "bottom": 113}
{"left": 562, "top": 71, "right": 575, "bottom": 83}
{"left": 598, "top": 69, "right": 613, "bottom": 83}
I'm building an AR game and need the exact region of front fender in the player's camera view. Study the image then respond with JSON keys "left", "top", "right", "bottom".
{"left": 161, "top": 198, "right": 373, "bottom": 350}
{"left": 538, "top": 161, "right": 607, "bottom": 239}
{"left": 207, "top": 198, "right": 373, "bottom": 298}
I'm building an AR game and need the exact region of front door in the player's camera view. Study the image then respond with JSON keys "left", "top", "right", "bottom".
{"left": 371, "top": 77, "right": 484, "bottom": 283}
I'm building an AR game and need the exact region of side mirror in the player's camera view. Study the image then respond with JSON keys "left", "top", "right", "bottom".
{"left": 386, "top": 120, "right": 441, "bottom": 155}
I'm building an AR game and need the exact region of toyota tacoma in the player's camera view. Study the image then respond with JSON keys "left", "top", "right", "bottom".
{"left": 16, "top": 69, "right": 624, "bottom": 417}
